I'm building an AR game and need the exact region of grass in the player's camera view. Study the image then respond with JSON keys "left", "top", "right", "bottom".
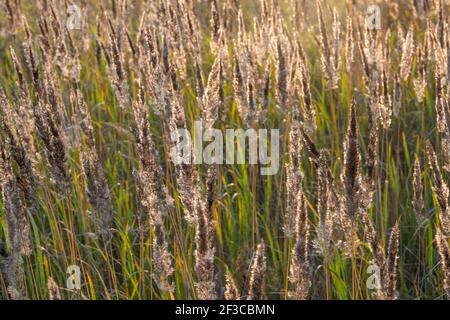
{"left": 0, "top": 0, "right": 449, "bottom": 300}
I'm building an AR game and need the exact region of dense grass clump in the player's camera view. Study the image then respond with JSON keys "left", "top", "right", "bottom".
{"left": 0, "top": 0, "right": 449, "bottom": 300}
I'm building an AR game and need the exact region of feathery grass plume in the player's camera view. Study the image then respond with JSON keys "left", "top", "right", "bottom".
{"left": 341, "top": 100, "right": 363, "bottom": 249}
{"left": 10, "top": 47, "right": 28, "bottom": 100}
{"left": 233, "top": 54, "right": 248, "bottom": 125}
{"left": 194, "top": 163, "right": 217, "bottom": 300}
{"left": 1, "top": 252, "right": 24, "bottom": 300}
{"left": 435, "top": 0, "right": 447, "bottom": 48}
{"left": 345, "top": 14, "right": 354, "bottom": 73}
{"left": 291, "top": 57, "right": 302, "bottom": 106}
{"left": 359, "top": 28, "right": 376, "bottom": 93}
{"left": 194, "top": 198, "right": 216, "bottom": 299}
{"left": 9, "top": 47, "right": 37, "bottom": 157}
{"left": 253, "top": 3, "right": 271, "bottom": 64}
{"left": 443, "top": 132, "right": 450, "bottom": 172}
{"left": 412, "top": 157, "right": 425, "bottom": 223}
{"left": 152, "top": 222, "right": 175, "bottom": 293}
{"left": 299, "top": 124, "right": 331, "bottom": 178}
{"left": 435, "top": 228, "right": 450, "bottom": 298}
{"left": 237, "top": 8, "right": 246, "bottom": 47}
{"left": 74, "top": 89, "right": 114, "bottom": 241}
{"left": 195, "top": 212, "right": 216, "bottom": 300}
{"left": 290, "top": 0, "right": 305, "bottom": 30}
{"left": 165, "top": 55, "right": 203, "bottom": 226}
{"left": 395, "top": 22, "right": 405, "bottom": 54}
{"left": 246, "top": 75, "right": 257, "bottom": 126}
{"left": 315, "top": 1, "right": 330, "bottom": 66}
{"left": 203, "top": 55, "right": 223, "bottom": 128}
{"left": 434, "top": 59, "right": 449, "bottom": 134}
{"left": 138, "top": 32, "right": 174, "bottom": 118}
{"left": 400, "top": 25, "right": 414, "bottom": 81}
{"left": 275, "top": 39, "right": 287, "bottom": 112}
{"left": 51, "top": 4, "right": 81, "bottom": 81}
{"left": 331, "top": 8, "right": 341, "bottom": 76}
{"left": 182, "top": 1, "right": 201, "bottom": 56}
{"left": 285, "top": 116, "right": 302, "bottom": 238}
{"left": 210, "top": 0, "right": 221, "bottom": 53}
{"left": 28, "top": 43, "right": 70, "bottom": 175}
{"left": 4, "top": 0, "right": 23, "bottom": 33}
{"left": 357, "top": 27, "right": 371, "bottom": 90}
{"left": 378, "top": 66, "right": 392, "bottom": 129}
{"left": 360, "top": 26, "right": 391, "bottom": 129}
{"left": 41, "top": 56, "right": 69, "bottom": 124}
{"left": 21, "top": 16, "right": 40, "bottom": 91}
{"left": 162, "top": 26, "right": 213, "bottom": 292}
{"left": 392, "top": 73, "right": 402, "bottom": 117}
{"left": 426, "top": 141, "right": 450, "bottom": 235}
{"left": 247, "top": 240, "right": 266, "bottom": 300}
{"left": 448, "top": 47, "right": 450, "bottom": 84}
{"left": 384, "top": 222, "right": 400, "bottom": 300}
{"left": 0, "top": 89, "right": 37, "bottom": 207}
{"left": 98, "top": 18, "right": 130, "bottom": 108}
{"left": 157, "top": 2, "right": 190, "bottom": 83}
{"left": 288, "top": 185, "right": 310, "bottom": 299}
{"left": 378, "top": 30, "right": 392, "bottom": 123}
{"left": 35, "top": 4, "right": 69, "bottom": 73}
{"left": 32, "top": 79, "right": 72, "bottom": 195}
{"left": 383, "top": 28, "right": 392, "bottom": 75}
{"left": 47, "top": 277, "right": 61, "bottom": 300}
{"left": 287, "top": 39, "right": 298, "bottom": 105}
{"left": 161, "top": 35, "right": 181, "bottom": 96}
{"left": 225, "top": 271, "right": 241, "bottom": 300}
{"left": 0, "top": 150, "right": 31, "bottom": 257}
{"left": 0, "top": 150, "right": 29, "bottom": 300}
{"left": 169, "top": 115, "right": 203, "bottom": 227}
{"left": 131, "top": 79, "right": 174, "bottom": 292}
{"left": 289, "top": 48, "right": 300, "bottom": 81}
{"left": 314, "top": 151, "right": 334, "bottom": 260}
{"left": 365, "top": 216, "right": 386, "bottom": 282}
{"left": 296, "top": 41, "right": 316, "bottom": 133}
{"left": 365, "top": 107, "right": 379, "bottom": 185}
{"left": 366, "top": 220, "right": 400, "bottom": 300}
{"left": 315, "top": 2, "right": 339, "bottom": 89}
{"left": 132, "top": 79, "right": 174, "bottom": 227}
{"left": 205, "top": 165, "right": 218, "bottom": 217}
{"left": 414, "top": 46, "right": 427, "bottom": 103}
{"left": 344, "top": 99, "right": 375, "bottom": 255}
{"left": 134, "top": 73, "right": 168, "bottom": 185}
{"left": 194, "top": 56, "right": 205, "bottom": 110}
{"left": 258, "top": 61, "right": 271, "bottom": 121}
{"left": 173, "top": 155, "right": 201, "bottom": 225}
{"left": 126, "top": 24, "right": 142, "bottom": 77}
{"left": 423, "top": 20, "right": 434, "bottom": 63}
{"left": 236, "top": 35, "right": 257, "bottom": 115}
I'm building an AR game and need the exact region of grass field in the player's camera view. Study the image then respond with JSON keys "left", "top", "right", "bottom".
{"left": 0, "top": 0, "right": 449, "bottom": 300}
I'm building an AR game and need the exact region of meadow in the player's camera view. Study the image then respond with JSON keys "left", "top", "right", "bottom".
{"left": 0, "top": 0, "right": 449, "bottom": 300}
